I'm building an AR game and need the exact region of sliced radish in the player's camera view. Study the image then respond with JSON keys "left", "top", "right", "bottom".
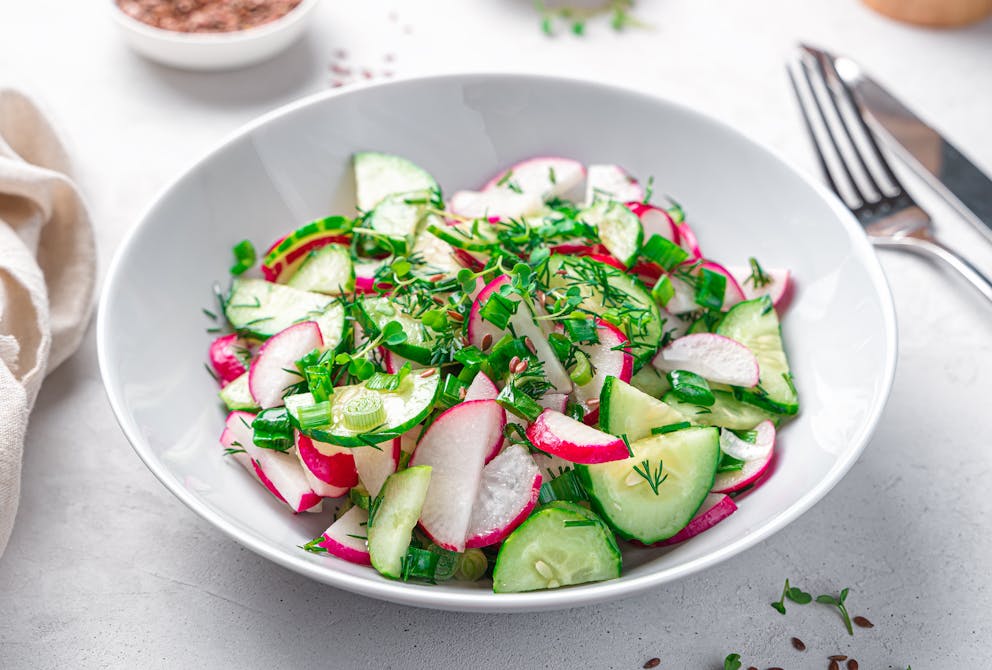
{"left": 452, "top": 247, "right": 486, "bottom": 272}
{"left": 220, "top": 411, "right": 260, "bottom": 478}
{"left": 464, "top": 445, "right": 542, "bottom": 548}
{"left": 240, "top": 432, "right": 322, "bottom": 514}
{"left": 317, "top": 506, "right": 371, "bottom": 566}
{"left": 571, "top": 319, "right": 633, "bottom": 418}
{"left": 677, "top": 222, "right": 702, "bottom": 259}
{"left": 700, "top": 260, "right": 746, "bottom": 310}
{"left": 353, "top": 438, "right": 402, "bottom": 498}
{"left": 549, "top": 243, "right": 609, "bottom": 257}
{"left": 726, "top": 265, "right": 792, "bottom": 308}
{"left": 626, "top": 202, "right": 679, "bottom": 243}
{"left": 464, "top": 371, "right": 499, "bottom": 401}
{"left": 481, "top": 156, "right": 585, "bottom": 200}
{"left": 527, "top": 409, "right": 629, "bottom": 464}
{"left": 296, "top": 432, "right": 358, "bottom": 489}
{"left": 209, "top": 333, "right": 249, "bottom": 386}
{"left": 585, "top": 164, "right": 644, "bottom": 204}
{"left": 583, "top": 252, "right": 627, "bottom": 271}
{"left": 410, "top": 399, "right": 506, "bottom": 551}
{"left": 248, "top": 321, "right": 323, "bottom": 409}
{"left": 712, "top": 420, "right": 776, "bottom": 494}
{"left": 468, "top": 275, "right": 572, "bottom": 394}
{"left": 651, "top": 333, "right": 760, "bottom": 387}
{"left": 540, "top": 392, "right": 568, "bottom": 413}
{"left": 664, "top": 274, "right": 698, "bottom": 314}
{"left": 449, "top": 189, "right": 543, "bottom": 219}
{"left": 354, "top": 258, "right": 389, "bottom": 293}
{"left": 657, "top": 494, "right": 737, "bottom": 545}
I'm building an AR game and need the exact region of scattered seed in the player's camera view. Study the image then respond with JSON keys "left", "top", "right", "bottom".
{"left": 828, "top": 655, "right": 848, "bottom": 661}
{"left": 446, "top": 309, "right": 464, "bottom": 323}
{"left": 586, "top": 397, "right": 600, "bottom": 409}
{"left": 846, "top": 660, "right": 859, "bottom": 670}
{"left": 429, "top": 273, "right": 445, "bottom": 283}
{"left": 747, "top": 667, "right": 758, "bottom": 670}
{"left": 767, "top": 667, "right": 784, "bottom": 670}
{"left": 508, "top": 356, "right": 520, "bottom": 372}
{"left": 828, "top": 661, "right": 840, "bottom": 670}
{"left": 458, "top": 386, "right": 467, "bottom": 399}
{"left": 852, "top": 616, "right": 874, "bottom": 629}
{"left": 514, "top": 359, "right": 529, "bottom": 374}
{"left": 432, "top": 295, "right": 447, "bottom": 305}
{"left": 642, "top": 659, "right": 660, "bottom": 669}
{"left": 790, "top": 637, "right": 806, "bottom": 651}
{"left": 524, "top": 337, "right": 537, "bottom": 354}
{"left": 534, "top": 560, "right": 553, "bottom": 579}
{"left": 481, "top": 333, "right": 493, "bottom": 351}
{"left": 419, "top": 368, "right": 436, "bottom": 378}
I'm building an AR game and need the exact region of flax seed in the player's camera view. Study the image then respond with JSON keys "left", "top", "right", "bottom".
{"left": 790, "top": 637, "right": 805, "bottom": 651}
{"left": 852, "top": 616, "right": 873, "bottom": 629}
{"left": 642, "top": 659, "right": 660, "bottom": 669}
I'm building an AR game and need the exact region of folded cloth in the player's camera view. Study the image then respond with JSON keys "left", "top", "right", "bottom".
{"left": 0, "top": 90, "right": 96, "bottom": 557}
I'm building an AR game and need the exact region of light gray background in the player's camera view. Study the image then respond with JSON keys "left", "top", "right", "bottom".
{"left": 2, "top": 1, "right": 991, "bottom": 668}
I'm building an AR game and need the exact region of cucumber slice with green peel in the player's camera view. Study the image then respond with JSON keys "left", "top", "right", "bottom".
{"left": 354, "top": 295, "right": 436, "bottom": 365}
{"left": 367, "top": 465, "right": 433, "bottom": 580}
{"left": 662, "top": 390, "right": 779, "bottom": 430}
{"left": 365, "top": 192, "right": 439, "bottom": 255}
{"left": 219, "top": 372, "right": 259, "bottom": 411}
{"left": 716, "top": 296, "right": 799, "bottom": 415}
{"left": 576, "top": 427, "right": 720, "bottom": 544}
{"left": 628, "top": 365, "right": 670, "bottom": 398}
{"left": 225, "top": 278, "right": 345, "bottom": 347}
{"left": 545, "top": 254, "right": 661, "bottom": 368}
{"left": 578, "top": 200, "right": 643, "bottom": 268}
{"left": 599, "top": 376, "right": 687, "bottom": 442}
{"left": 492, "top": 501, "right": 621, "bottom": 593}
{"left": 300, "top": 369, "right": 440, "bottom": 447}
{"left": 353, "top": 152, "right": 440, "bottom": 212}
{"left": 286, "top": 243, "right": 355, "bottom": 294}
{"left": 262, "top": 215, "right": 353, "bottom": 282}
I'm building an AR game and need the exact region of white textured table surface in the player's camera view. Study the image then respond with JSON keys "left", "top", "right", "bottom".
{"left": 2, "top": 2, "right": 991, "bottom": 668}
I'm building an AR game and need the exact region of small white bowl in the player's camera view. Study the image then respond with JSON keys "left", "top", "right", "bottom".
{"left": 110, "top": 0, "right": 320, "bottom": 70}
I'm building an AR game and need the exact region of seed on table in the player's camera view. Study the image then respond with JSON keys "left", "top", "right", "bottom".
{"left": 828, "top": 661, "right": 840, "bottom": 670}
{"left": 747, "top": 667, "right": 758, "bottom": 670}
{"left": 767, "top": 667, "right": 784, "bottom": 670}
{"left": 846, "top": 660, "right": 859, "bottom": 670}
{"left": 642, "top": 659, "right": 660, "bottom": 669}
{"left": 828, "top": 656, "right": 848, "bottom": 661}
{"left": 790, "top": 636, "right": 806, "bottom": 651}
{"left": 852, "top": 615, "right": 874, "bottom": 629}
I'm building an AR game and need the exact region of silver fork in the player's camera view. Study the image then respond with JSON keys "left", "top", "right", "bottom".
{"left": 787, "top": 44, "right": 992, "bottom": 303}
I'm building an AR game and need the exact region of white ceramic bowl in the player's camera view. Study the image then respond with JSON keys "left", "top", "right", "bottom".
{"left": 98, "top": 74, "right": 897, "bottom": 612}
{"left": 110, "top": 0, "right": 319, "bottom": 70}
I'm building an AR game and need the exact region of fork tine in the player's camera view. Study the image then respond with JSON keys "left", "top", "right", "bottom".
{"left": 789, "top": 54, "right": 866, "bottom": 207}
{"left": 786, "top": 62, "right": 843, "bottom": 200}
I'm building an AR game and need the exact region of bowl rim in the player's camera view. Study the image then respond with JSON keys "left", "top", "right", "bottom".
{"left": 109, "top": 0, "right": 320, "bottom": 44}
{"left": 97, "top": 72, "right": 898, "bottom": 613}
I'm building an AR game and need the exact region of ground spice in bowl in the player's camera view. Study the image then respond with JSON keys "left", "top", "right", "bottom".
{"left": 116, "top": 0, "right": 303, "bottom": 33}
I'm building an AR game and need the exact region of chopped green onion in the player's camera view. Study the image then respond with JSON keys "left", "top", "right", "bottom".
{"left": 694, "top": 268, "right": 726, "bottom": 311}
{"left": 667, "top": 200, "right": 685, "bottom": 224}
{"left": 497, "top": 383, "right": 543, "bottom": 423}
{"left": 400, "top": 546, "right": 456, "bottom": 583}
{"left": 438, "top": 374, "right": 468, "bottom": 409}
{"left": 717, "top": 450, "right": 745, "bottom": 473}
{"left": 455, "top": 548, "right": 488, "bottom": 581}
{"left": 365, "top": 362, "right": 412, "bottom": 392}
{"left": 426, "top": 544, "right": 459, "bottom": 581}
{"left": 641, "top": 234, "right": 688, "bottom": 271}
{"left": 484, "top": 336, "right": 532, "bottom": 379}
{"left": 348, "top": 486, "right": 371, "bottom": 510}
{"left": 537, "top": 469, "right": 587, "bottom": 504}
{"left": 454, "top": 346, "right": 486, "bottom": 369}
{"left": 651, "top": 275, "right": 675, "bottom": 307}
{"left": 478, "top": 292, "right": 519, "bottom": 330}
{"left": 651, "top": 421, "right": 692, "bottom": 435}
{"left": 563, "top": 316, "right": 600, "bottom": 344}
{"left": 229, "top": 239, "right": 256, "bottom": 276}
{"left": 569, "top": 350, "right": 593, "bottom": 386}
{"left": 342, "top": 392, "right": 386, "bottom": 431}
{"left": 547, "top": 332, "right": 573, "bottom": 366}
{"left": 251, "top": 407, "right": 293, "bottom": 451}
{"left": 296, "top": 401, "right": 332, "bottom": 430}
{"left": 305, "top": 365, "right": 333, "bottom": 403}
{"left": 565, "top": 401, "right": 586, "bottom": 422}
{"left": 729, "top": 428, "right": 757, "bottom": 443}
{"left": 667, "top": 369, "right": 715, "bottom": 406}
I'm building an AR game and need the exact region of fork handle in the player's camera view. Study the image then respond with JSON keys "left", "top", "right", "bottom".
{"left": 872, "top": 233, "right": 992, "bottom": 303}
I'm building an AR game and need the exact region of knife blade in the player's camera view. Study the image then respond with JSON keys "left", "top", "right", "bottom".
{"left": 828, "top": 51, "right": 992, "bottom": 242}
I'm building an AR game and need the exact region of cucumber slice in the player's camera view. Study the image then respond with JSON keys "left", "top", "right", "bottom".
{"left": 301, "top": 369, "right": 440, "bottom": 446}
{"left": 410, "top": 229, "right": 462, "bottom": 278}
{"left": 599, "top": 376, "right": 686, "bottom": 442}
{"left": 579, "top": 200, "right": 643, "bottom": 268}
{"left": 365, "top": 192, "right": 439, "bottom": 255}
{"left": 225, "top": 278, "right": 345, "bottom": 349}
{"left": 353, "top": 152, "right": 440, "bottom": 212}
{"left": 576, "top": 427, "right": 720, "bottom": 544}
{"left": 716, "top": 296, "right": 798, "bottom": 415}
{"left": 286, "top": 243, "right": 355, "bottom": 294}
{"left": 546, "top": 254, "right": 661, "bottom": 368}
{"left": 662, "top": 390, "right": 779, "bottom": 430}
{"left": 628, "top": 365, "right": 670, "bottom": 398}
{"left": 354, "top": 295, "right": 436, "bottom": 365}
{"left": 367, "top": 465, "right": 433, "bottom": 579}
{"left": 492, "top": 501, "right": 621, "bottom": 593}
{"left": 218, "top": 372, "right": 259, "bottom": 411}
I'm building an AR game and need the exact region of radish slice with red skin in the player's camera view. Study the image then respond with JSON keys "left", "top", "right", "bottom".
{"left": 527, "top": 409, "right": 630, "bottom": 464}
{"left": 540, "top": 392, "right": 568, "bottom": 414}
{"left": 712, "top": 420, "right": 776, "bottom": 494}
{"left": 664, "top": 274, "right": 699, "bottom": 314}
{"left": 571, "top": 319, "right": 633, "bottom": 420}
{"left": 296, "top": 432, "right": 358, "bottom": 489}
{"left": 220, "top": 411, "right": 260, "bottom": 479}
{"left": 209, "top": 333, "right": 249, "bottom": 386}
{"left": 677, "top": 222, "right": 702, "bottom": 259}
{"left": 549, "top": 243, "right": 609, "bottom": 257}
{"left": 651, "top": 333, "right": 760, "bottom": 387}
{"left": 239, "top": 430, "right": 322, "bottom": 513}
{"left": 626, "top": 202, "right": 679, "bottom": 243}
{"left": 481, "top": 157, "right": 585, "bottom": 198}
{"left": 410, "top": 400, "right": 506, "bottom": 551}
{"left": 726, "top": 265, "right": 793, "bottom": 308}
{"left": 464, "top": 371, "right": 499, "bottom": 401}
{"left": 699, "top": 260, "right": 746, "bottom": 310}
{"left": 353, "top": 438, "right": 402, "bottom": 498}
{"left": 583, "top": 253, "right": 627, "bottom": 271}
{"left": 318, "top": 506, "right": 371, "bottom": 566}
{"left": 248, "top": 321, "right": 323, "bottom": 409}
{"left": 464, "top": 445, "right": 542, "bottom": 549}
{"left": 656, "top": 494, "right": 737, "bottom": 546}
{"left": 451, "top": 248, "right": 486, "bottom": 272}
{"left": 585, "top": 164, "right": 644, "bottom": 204}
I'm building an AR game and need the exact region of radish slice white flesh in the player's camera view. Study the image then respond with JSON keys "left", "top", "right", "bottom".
{"left": 664, "top": 274, "right": 698, "bottom": 314}
{"left": 527, "top": 409, "right": 629, "bottom": 464}
{"left": 240, "top": 431, "right": 322, "bottom": 513}
{"left": 248, "top": 321, "right": 323, "bottom": 409}
{"left": 585, "top": 164, "right": 644, "bottom": 204}
{"left": 318, "top": 506, "right": 371, "bottom": 565}
{"left": 465, "top": 445, "right": 542, "bottom": 549}
{"left": 712, "top": 420, "right": 776, "bottom": 494}
{"left": 410, "top": 400, "right": 506, "bottom": 551}
{"left": 658, "top": 494, "right": 737, "bottom": 545}
{"left": 626, "top": 202, "right": 679, "bottom": 243}
{"left": 353, "top": 438, "right": 401, "bottom": 498}
{"left": 482, "top": 157, "right": 585, "bottom": 201}
{"left": 571, "top": 319, "right": 633, "bottom": 413}
{"left": 220, "top": 411, "right": 260, "bottom": 479}
{"left": 539, "top": 392, "right": 568, "bottom": 413}
{"left": 209, "top": 333, "right": 249, "bottom": 386}
{"left": 651, "top": 333, "right": 760, "bottom": 387}
{"left": 726, "top": 265, "right": 792, "bottom": 307}
{"left": 464, "top": 371, "right": 499, "bottom": 401}
{"left": 449, "top": 189, "right": 543, "bottom": 219}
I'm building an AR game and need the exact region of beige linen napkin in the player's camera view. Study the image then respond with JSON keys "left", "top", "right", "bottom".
{"left": 0, "top": 90, "right": 96, "bottom": 556}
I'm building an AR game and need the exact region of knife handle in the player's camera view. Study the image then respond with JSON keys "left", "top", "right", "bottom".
{"left": 873, "top": 232, "right": 992, "bottom": 304}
